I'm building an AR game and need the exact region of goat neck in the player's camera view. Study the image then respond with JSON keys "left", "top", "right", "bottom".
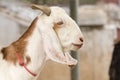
{"left": 0, "top": 17, "right": 47, "bottom": 80}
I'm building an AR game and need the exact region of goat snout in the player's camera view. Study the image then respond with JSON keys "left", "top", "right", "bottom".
{"left": 72, "top": 37, "right": 83, "bottom": 49}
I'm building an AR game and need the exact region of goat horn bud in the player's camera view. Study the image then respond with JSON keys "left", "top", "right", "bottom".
{"left": 31, "top": 4, "right": 51, "bottom": 16}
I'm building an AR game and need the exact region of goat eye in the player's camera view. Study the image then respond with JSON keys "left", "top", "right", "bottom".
{"left": 57, "top": 21, "right": 64, "bottom": 25}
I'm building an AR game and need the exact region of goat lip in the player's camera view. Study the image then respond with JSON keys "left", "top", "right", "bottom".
{"left": 72, "top": 43, "right": 83, "bottom": 48}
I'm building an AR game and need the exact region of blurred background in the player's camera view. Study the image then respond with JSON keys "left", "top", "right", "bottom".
{"left": 0, "top": 0, "right": 120, "bottom": 80}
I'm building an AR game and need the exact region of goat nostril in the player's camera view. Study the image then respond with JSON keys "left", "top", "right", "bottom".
{"left": 79, "top": 38, "right": 83, "bottom": 42}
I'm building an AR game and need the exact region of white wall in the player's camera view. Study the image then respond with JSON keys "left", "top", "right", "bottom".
{"left": 0, "top": 13, "right": 20, "bottom": 47}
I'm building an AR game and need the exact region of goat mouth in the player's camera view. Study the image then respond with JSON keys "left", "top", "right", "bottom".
{"left": 72, "top": 43, "right": 83, "bottom": 48}
{"left": 64, "top": 43, "right": 83, "bottom": 68}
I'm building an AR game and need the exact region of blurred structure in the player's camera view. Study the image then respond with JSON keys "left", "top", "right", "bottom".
{"left": 79, "top": 5, "right": 114, "bottom": 80}
{"left": 69, "top": 0, "right": 80, "bottom": 80}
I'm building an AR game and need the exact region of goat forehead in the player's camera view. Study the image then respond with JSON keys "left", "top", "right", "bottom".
{"left": 50, "top": 7, "right": 76, "bottom": 25}
{"left": 50, "top": 7, "right": 68, "bottom": 18}
{"left": 46, "top": 7, "right": 79, "bottom": 30}
{"left": 50, "top": 6, "right": 66, "bottom": 13}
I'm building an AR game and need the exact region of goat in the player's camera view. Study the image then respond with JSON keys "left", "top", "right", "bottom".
{"left": 0, "top": 4, "right": 83, "bottom": 80}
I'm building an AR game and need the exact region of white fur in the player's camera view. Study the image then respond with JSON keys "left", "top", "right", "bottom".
{"left": 0, "top": 6, "right": 83, "bottom": 80}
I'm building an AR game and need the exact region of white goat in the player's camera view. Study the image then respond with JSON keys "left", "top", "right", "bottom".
{"left": 0, "top": 4, "right": 83, "bottom": 80}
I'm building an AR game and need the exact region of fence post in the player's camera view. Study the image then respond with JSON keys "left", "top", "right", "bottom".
{"left": 69, "top": 0, "right": 80, "bottom": 80}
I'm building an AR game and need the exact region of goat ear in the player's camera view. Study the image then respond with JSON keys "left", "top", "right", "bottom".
{"left": 41, "top": 26, "right": 66, "bottom": 64}
{"left": 40, "top": 24, "right": 77, "bottom": 65}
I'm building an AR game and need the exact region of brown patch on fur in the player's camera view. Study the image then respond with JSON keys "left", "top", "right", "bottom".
{"left": 53, "top": 21, "right": 63, "bottom": 30}
{"left": 26, "top": 56, "right": 31, "bottom": 64}
{"left": 1, "top": 17, "right": 39, "bottom": 64}
{"left": 53, "top": 23, "right": 58, "bottom": 30}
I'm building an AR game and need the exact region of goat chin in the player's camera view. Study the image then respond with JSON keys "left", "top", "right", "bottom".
{"left": 70, "top": 45, "right": 83, "bottom": 51}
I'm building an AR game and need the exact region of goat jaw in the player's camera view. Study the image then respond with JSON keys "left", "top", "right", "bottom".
{"left": 65, "top": 52, "right": 77, "bottom": 67}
